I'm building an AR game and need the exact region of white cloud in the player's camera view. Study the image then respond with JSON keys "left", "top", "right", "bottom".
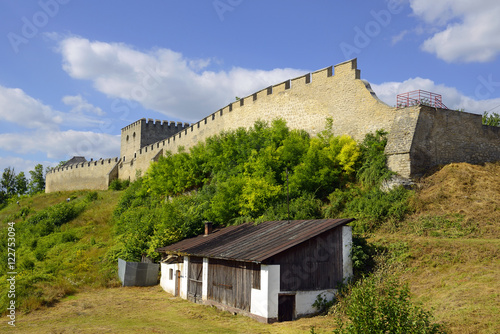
{"left": 62, "top": 94, "right": 104, "bottom": 116}
{"left": 0, "top": 86, "right": 62, "bottom": 130}
{"left": 57, "top": 37, "right": 308, "bottom": 122}
{"left": 0, "top": 130, "right": 120, "bottom": 160}
{"left": 0, "top": 85, "right": 107, "bottom": 130}
{"left": 371, "top": 77, "right": 500, "bottom": 113}
{"left": 0, "top": 84, "right": 119, "bottom": 171}
{"left": 409, "top": 0, "right": 500, "bottom": 62}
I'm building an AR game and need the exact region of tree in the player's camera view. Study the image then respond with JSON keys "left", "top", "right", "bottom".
{"left": 55, "top": 160, "right": 67, "bottom": 168}
{"left": 29, "top": 164, "right": 45, "bottom": 194}
{"left": 1, "top": 167, "right": 17, "bottom": 197}
{"left": 15, "top": 171, "right": 28, "bottom": 195}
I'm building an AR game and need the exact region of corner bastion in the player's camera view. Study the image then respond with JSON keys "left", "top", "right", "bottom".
{"left": 45, "top": 58, "right": 500, "bottom": 192}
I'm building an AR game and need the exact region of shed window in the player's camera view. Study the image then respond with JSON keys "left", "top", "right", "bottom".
{"left": 169, "top": 268, "right": 173, "bottom": 280}
{"left": 252, "top": 263, "right": 261, "bottom": 290}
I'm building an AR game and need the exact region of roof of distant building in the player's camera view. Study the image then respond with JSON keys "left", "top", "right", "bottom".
{"left": 63, "top": 156, "right": 87, "bottom": 166}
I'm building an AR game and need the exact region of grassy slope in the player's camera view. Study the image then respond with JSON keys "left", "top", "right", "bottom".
{"left": 1, "top": 162, "right": 499, "bottom": 333}
{"left": 374, "top": 162, "right": 500, "bottom": 334}
{"left": 0, "top": 190, "right": 123, "bottom": 313}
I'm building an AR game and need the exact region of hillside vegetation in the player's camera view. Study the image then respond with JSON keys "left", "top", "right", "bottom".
{"left": 112, "top": 119, "right": 409, "bottom": 263}
{"left": 0, "top": 119, "right": 499, "bottom": 333}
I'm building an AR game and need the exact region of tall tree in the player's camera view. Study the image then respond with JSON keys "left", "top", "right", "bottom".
{"left": 29, "top": 164, "right": 45, "bottom": 194}
{"left": 15, "top": 171, "right": 28, "bottom": 195}
{"left": 1, "top": 167, "right": 17, "bottom": 196}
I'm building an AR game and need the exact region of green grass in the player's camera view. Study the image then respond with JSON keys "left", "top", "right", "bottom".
{"left": 0, "top": 190, "right": 123, "bottom": 314}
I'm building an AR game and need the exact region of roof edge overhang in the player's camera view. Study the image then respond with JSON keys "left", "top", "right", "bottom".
{"left": 156, "top": 218, "right": 355, "bottom": 263}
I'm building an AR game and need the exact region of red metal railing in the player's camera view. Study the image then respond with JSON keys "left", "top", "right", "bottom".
{"left": 396, "top": 90, "right": 448, "bottom": 109}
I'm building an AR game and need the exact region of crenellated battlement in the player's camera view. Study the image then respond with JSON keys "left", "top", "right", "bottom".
{"left": 45, "top": 157, "right": 120, "bottom": 192}
{"left": 47, "top": 157, "right": 120, "bottom": 174}
{"left": 120, "top": 118, "right": 190, "bottom": 162}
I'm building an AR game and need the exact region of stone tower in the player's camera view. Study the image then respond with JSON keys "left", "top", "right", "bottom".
{"left": 120, "top": 118, "right": 190, "bottom": 162}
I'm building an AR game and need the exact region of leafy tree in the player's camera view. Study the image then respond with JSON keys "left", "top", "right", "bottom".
{"left": 1, "top": 167, "right": 17, "bottom": 196}
{"left": 482, "top": 111, "right": 500, "bottom": 126}
{"left": 15, "top": 171, "right": 28, "bottom": 195}
{"left": 29, "top": 164, "right": 45, "bottom": 194}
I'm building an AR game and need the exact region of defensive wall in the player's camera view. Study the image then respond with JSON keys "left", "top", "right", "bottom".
{"left": 386, "top": 106, "right": 500, "bottom": 178}
{"left": 45, "top": 158, "right": 119, "bottom": 192}
{"left": 45, "top": 58, "right": 500, "bottom": 192}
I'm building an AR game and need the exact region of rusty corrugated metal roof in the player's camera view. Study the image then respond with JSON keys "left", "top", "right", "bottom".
{"left": 156, "top": 218, "right": 354, "bottom": 263}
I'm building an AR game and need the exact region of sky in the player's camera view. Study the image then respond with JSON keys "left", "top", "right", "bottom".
{"left": 1, "top": 0, "right": 500, "bottom": 176}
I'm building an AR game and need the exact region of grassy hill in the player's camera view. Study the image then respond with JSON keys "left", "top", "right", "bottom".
{"left": 1, "top": 162, "right": 499, "bottom": 333}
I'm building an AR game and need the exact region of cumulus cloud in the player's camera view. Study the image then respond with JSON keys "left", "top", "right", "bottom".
{"left": 57, "top": 37, "right": 308, "bottom": 122}
{"left": 0, "top": 130, "right": 120, "bottom": 160}
{"left": 0, "top": 84, "right": 120, "bottom": 172}
{"left": 409, "top": 0, "right": 500, "bottom": 62}
{"left": 0, "top": 86, "right": 62, "bottom": 130}
{"left": 0, "top": 85, "right": 107, "bottom": 130}
{"left": 62, "top": 94, "right": 104, "bottom": 116}
{"left": 371, "top": 77, "right": 500, "bottom": 113}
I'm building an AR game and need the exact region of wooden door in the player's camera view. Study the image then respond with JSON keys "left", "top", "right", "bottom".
{"left": 175, "top": 270, "right": 181, "bottom": 297}
{"left": 278, "top": 294, "right": 295, "bottom": 322}
{"left": 188, "top": 257, "right": 203, "bottom": 303}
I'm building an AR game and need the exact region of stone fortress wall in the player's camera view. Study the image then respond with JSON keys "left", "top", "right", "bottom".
{"left": 386, "top": 105, "right": 500, "bottom": 177}
{"left": 45, "top": 158, "right": 120, "bottom": 193}
{"left": 45, "top": 59, "right": 500, "bottom": 192}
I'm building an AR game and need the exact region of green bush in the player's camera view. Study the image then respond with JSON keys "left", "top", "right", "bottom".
{"left": 325, "top": 186, "right": 413, "bottom": 233}
{"left": 109, "top": 179, "right": 131, "bottom": 191}
{"left": 259, "top": 192, "right": 323, "bottom": 222}
{"left": 350, "top": 235, "right": 377, "bottom": 279}
{"left": 356, "top": 130, "right": 392, "bottom": 187}
{"left": 85, "top": 191, "right": 99, "bottom": 202}
{"left": 333, "top": 275, "right": 446, "bottom": 334}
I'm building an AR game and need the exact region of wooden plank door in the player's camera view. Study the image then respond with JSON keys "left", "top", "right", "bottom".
{"left": 188, "top": 257, "right": 203, "bottom": 303}
{"left": 175, "top": 270, "right": 181, "bottom": 297}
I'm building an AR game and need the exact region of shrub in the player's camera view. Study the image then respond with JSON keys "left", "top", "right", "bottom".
{"left": 333, "top": 275, "right": 446, "bottom": 334}
{"left": 85, "top": 191, "right": 99, "bottom": 202}
{"left": 357, "top": 130, "right": 393, "bottom": 187}
{"left": 109, "top": 179, "right": 130, "bottom": 191}
{"left": 350, "top": 235, "right": 377, "bottom": 279}
{"left": 259, "top": 192, "right": 323, "bottom": 222}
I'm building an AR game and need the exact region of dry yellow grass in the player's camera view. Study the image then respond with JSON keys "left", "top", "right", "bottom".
{"left": 411, "top": 162, "right": 500, "bottom": 237}
{"left": 372, "top": 162, "right": 500, "bottom": 333}
{"left": 371, "top": 234, "right": 500, "bottom": 334}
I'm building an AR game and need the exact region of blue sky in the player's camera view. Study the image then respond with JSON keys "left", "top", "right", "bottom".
{"left": 1, "top": 0, "right": 500, "bottom": 175}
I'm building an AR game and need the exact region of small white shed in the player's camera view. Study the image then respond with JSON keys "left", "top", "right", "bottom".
{"left": 156, "top": 218, "right": 353, "bottom": 323}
